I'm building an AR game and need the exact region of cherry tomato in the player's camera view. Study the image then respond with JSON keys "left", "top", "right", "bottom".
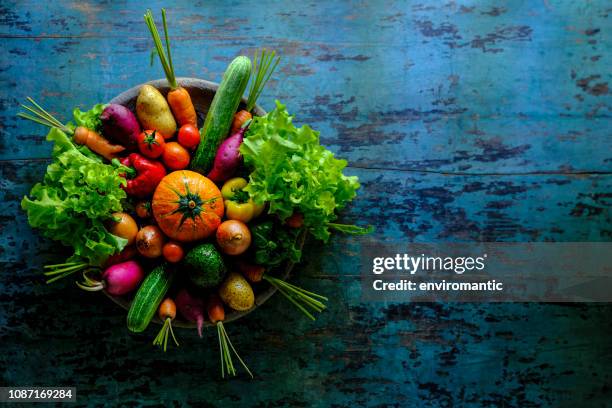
{"left": 162, "top": 142, "right": 190, "bottom": 170}
{"left": 177, "top": 124, "right": 201, "bottom": 150}
{"left": 135, "top": 201, "right": 151, "bottom": 218}
{"left": 162, "top": 241, "right": 185, "bottom": 263}
{"left": 286, "top": 212, "right": 304, "bottom": 228}
{"left": 137, "top": 130, "right": 165, "bottom": 158}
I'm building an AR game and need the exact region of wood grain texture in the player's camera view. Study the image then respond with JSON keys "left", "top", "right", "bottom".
{"left": 0, "top": 1, "right": 610, "bottom": 407}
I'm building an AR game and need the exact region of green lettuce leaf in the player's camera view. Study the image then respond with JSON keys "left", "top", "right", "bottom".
{"left": 21, "top": 127, "right": 127, "bottom": 266}
{"left": 240, "top": 100, "right": 361, "bottom": 241}
{"left": 72, "top": 103, "right": 106, "bottom": 133}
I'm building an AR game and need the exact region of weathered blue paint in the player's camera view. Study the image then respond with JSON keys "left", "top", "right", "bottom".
{"left": 0, "top": 1, "right": 610, "bottom": 407}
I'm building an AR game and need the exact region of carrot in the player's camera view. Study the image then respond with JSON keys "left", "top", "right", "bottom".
{"left": 238, "top": 261, "right": 327, "bottom": 321}
{"left": 231, "top": 49, "right": 280, "bottom": 133}
{"left": 167, "top": 87, "right": 197, "bottom": 127}
{"left": 207, "top": 294, "right": 253, "bottom": 378}
{"left": 153, "top": 298, "right": 179, "bottom": 352}
{"left": 207, "top": 294, "right": 225, "bottom": 323}
{"left": 18, "top": 97, "right": 125, "bottom": 160}
{"left": 230, "top": 110, "right": 252, "bottom": 135}
{"left": 73, "top": 126, "right": 125, "bottom": 160}
{"left": 145, "top": 9, "right": 197, "bottom": 127}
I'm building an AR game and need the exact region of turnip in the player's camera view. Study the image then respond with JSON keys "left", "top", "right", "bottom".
{"left": 76, "top": 260, "right": 144, "bottom": 296}
{"left": 175, "top": 289, "right": 205, "bottom": 337}
{"left": 207, "top": 123, "right": 250, "bottom": 183}
{"left": 100, "top": 104, "right": 141, "bottom": 149}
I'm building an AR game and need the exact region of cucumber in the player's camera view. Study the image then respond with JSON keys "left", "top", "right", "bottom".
{"left": 127, "top": 264, "right": 173, "bottom": 333}
{"left": 191, "top": 56, "right": 252, "bottom": 173}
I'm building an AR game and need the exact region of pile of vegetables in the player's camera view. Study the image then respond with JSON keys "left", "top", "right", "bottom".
{"left": 19, "top": 9, "right": 368, "bottom": 378}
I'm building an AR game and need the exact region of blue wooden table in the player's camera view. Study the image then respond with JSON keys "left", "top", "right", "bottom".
{"left": 0, "top": 1, "right": 610, "bottom": 406}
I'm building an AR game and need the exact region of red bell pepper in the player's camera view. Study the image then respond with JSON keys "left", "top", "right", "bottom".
{"left": 120, "top": 153, "right": 166, "bottom": 198}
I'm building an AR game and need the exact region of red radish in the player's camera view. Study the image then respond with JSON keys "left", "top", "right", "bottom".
{"left": 175, "top": 289, "right": 205, "bottom": 337}
{"left": 76, "top": 260, "right": 144, "bottom": 295}
{"left": 207, "top": 123, "right": 250, "bottom": 183}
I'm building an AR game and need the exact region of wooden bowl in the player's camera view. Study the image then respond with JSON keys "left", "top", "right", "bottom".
{"left": 106, "top": 77, "right": 301, "bottom": 328}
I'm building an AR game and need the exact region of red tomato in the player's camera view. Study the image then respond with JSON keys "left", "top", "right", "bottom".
{"left": 135, "top": 201, "right": 151, "bottom": 218}
{"left": 162, "top": 241, "right": 185, "bottom": 263}
{"left": 162, "top": 142, "right": 190, "bottom": 170}
{"left": 177, "top": 124, "right": 200, "bottom": 150}
{"left": 137, "top": 130, "right": 165, "bottom": 158}
{"left": 285, "top": 212, "right": 304, "bottom": 228}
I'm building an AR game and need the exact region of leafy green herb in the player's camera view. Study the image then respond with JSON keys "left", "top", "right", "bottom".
{"left": 250, "top": 220, "right": 302, "bottom": 267}
{"left": 21, "top": 127, "right": 128, "bottom": 268}
{"left": 246, "top": 49, "right": 280, "bottom": 112}
{"left": 240, "top": 101, "right": 369, "bottom": 241}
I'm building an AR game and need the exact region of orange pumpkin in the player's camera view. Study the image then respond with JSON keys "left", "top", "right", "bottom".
{"left": 152, "top": 170, "right": 224, "bottom": 242}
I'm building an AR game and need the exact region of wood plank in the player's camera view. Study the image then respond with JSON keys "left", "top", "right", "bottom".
{"left": 0, "top": 1, "right": 609, "bottom": 172}
{"left": 1, "top": 1, "right": 611, "bottom": 405}
{"left": 0, "top": 161, "right": 612, "bottom": 406}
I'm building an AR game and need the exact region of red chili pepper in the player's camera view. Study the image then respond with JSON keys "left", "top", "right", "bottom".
{"left": 120, "top": 153, "right": 166, "bottom": 198}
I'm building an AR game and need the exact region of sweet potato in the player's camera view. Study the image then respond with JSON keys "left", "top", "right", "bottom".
{"left": 207, "top": 126, "right": 248, "bottom": 183}
{"left": 100, "top": 104, "right": 140, "bottom": 149}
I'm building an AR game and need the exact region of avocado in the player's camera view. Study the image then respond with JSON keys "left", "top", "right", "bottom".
{"left": 183, "top": 243, "right": 227, "bottom": 289}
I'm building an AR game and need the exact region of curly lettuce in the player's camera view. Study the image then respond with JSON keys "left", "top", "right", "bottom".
{"left": 72, "top": 103, "right": 106, "bottom": 133}
{"left": 21, "top": 127, "right": 127, "bottom": 266}
{"left": 240, "top": 100, "right": 368, "bottom": 241}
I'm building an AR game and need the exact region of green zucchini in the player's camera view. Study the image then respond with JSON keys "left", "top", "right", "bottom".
{"left": 191, "top": 55, "right": 252, "bottom": 173}
{"left": 127, "top": 264, "right": 173, "bottom": 333}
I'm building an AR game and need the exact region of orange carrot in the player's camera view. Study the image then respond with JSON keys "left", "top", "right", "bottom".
{"left": 17, "top": 97, "right": 124, "bottom": 161}
{"left": 230, "top": 49, "right": 281, "bottom": 132}
{"left": 145, "top": 9, "right": 197, "bottom": 127}
{"left": 73, "top": 126, "right": 125, "bottom": 160}
{"left": 231, "top": 110, "right": 252, "bottom": 134}
{"left": 207, "top": 295, "right": 252, "bottom": 378}
{"left": 167, "top": 87, "right": 197, "bottom": 127}
{"left": 207, "top": 294, "right": 225, "bottom": 324}
{"left": 153, "top": 298, "right": 179, "bottom": 352}
{"left": 158, "top": 298, "right": 177, "bottom": 320}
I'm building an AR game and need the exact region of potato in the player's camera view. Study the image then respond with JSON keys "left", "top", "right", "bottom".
{"left": 136, "top": 84, "right": 177, "bottom": 139}
{"left": 218, "top": 272, "right": 255, "bottom": 311}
